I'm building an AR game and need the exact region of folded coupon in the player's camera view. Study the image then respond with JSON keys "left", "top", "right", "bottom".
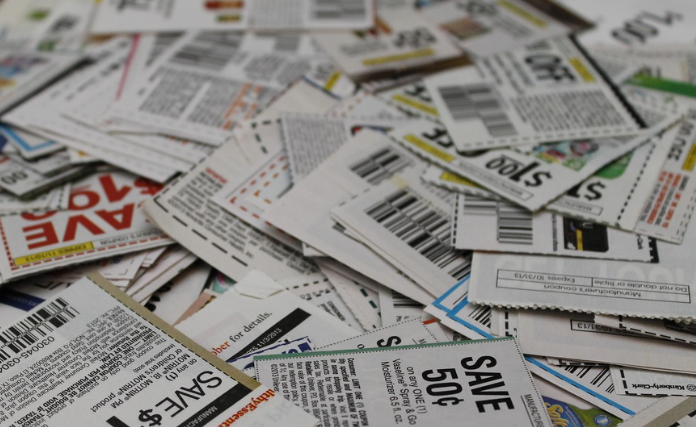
{"left": 91, "top": 0, "right": 374, "bottom": 33}
{"left": 176, "top": 270, "right": 358, "bottom": 364}
{"left": 425, "top": 36, "right": 645, "bottom": 151}
{"left": 452, "top": 193, "right": 656, "bottom": 262}
{"left": 610, "top": 366, "right": 696, "bottom": 397}
{"left": 0, "top": 170, "right": 172, "bottom": 281}
{"left": 254, "top": 338, "right": 553, "bottom": 427}
{"left": 0, "top": 274, "right": 318, "bottom": 427}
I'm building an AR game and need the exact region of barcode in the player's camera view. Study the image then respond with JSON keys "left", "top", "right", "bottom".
{"left": 497, "top": 203, "right": 533, "bottom": 245}
{"left": 0, "top": 298, "right": 77, "bottom": 363}
{"left": 312, "top": 0, "right": 367, "bottom": 20}
{"left": 274, "top": 35, "right": 301, "bottom": 52}
{"left": 169, "top": 32, "right": 244, "bottom": 71}
{"left": 365, "top": 189, "right": 471, "bottom": 280}
{"left": 349, "top": 147, "right": 413, "bottom": 185}
{"left": 391, "top": 290, "right": 422, "bottom": 308}
{"left": 438, "top": 84, "right": 517, "bottom": 137}
{"left": 563, "top": 366, "right": 614, "bottom": 394}
{"left": 462, "top": 195, "right": 497, "bottom": 216}
{"left": 468, "top": 304, "right": 491, "bottom": 327}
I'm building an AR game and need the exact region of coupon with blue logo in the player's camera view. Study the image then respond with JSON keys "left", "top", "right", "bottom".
{"left": 254, "top": 337, "right": 552, "bottom": 427}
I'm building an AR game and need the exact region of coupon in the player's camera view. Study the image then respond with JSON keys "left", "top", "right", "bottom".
{"left": 453, "top": 193, "right": 656, "bottom": 261}
{"left": 281, "top": 113, "right": 410, "bottom": 182}
{"left": 516, "top": 310, "right": 696, "bottom": 374}
{"left": 330, "top": 170, "right": 472, "bottom": 297}
{"left": 91, "top": 0, "right": 374, "bottom": 33}
{"left": 141, "top": 136, "right": 322, "bottom": 284}
{"left": 0, "top": 170, "right": 172, "bottom": 281}
{"left": 176, "top": 270, "right": 358, "bottom": 363}
{"left": 0, "top": 49, "right": 83, "bottom": 114}
{"left": 255, "top": 338, "right": 552, "bottom": 426}
{"left": 426, "top": 36, "right": 645, "bottom": 151}
{"left": 144, "top": 261, "right": 212, "bottom": 325}
{"left": 594, "top": 314, "right": 696, "bottom": 347}
{"left": 378, "top": 288, "right": 424, "bottom": 326}
{"left": 0, "top": 273, "right": 318, "bottom": 427}
{"left": 632, "top": 108, "right": 696, "bottom": 243}
{"left": 425, "top": 281, "right": 657, "bottom": 419}
{"left": 421, "top": 0, "right": 587, "bottom": 57}
{"left": 0, "top": 183, "right": 70, "bottom": 216}
{"left": 388, "top": 117, "right": 663, "bottom": 211}
{"left": 313, "top": 3, "right": 462, "bottom": 82}
{"left": 546, "top": 129, "right": 674, "bottom": 232}
{"left": 421, "top": 164, "right": 499, "bottom": 199}
{"left": 611, "top": 366, "right": 696, "bottom": 397}
{"left": 108, "top": 31, "right": 339, "bottom": 145}
{"left": 263, "top": 129, "right": 436, "bottom": 304}
{"left": 467, "top": 217, "right": 696, "bottom": 321}
{"left": 0, "top": 154, "right": 89, "bottom": 199}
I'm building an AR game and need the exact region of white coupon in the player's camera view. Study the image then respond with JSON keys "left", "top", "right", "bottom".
{"left": 0, "top": 170, "right": 172, "bottom": 281}
{"left": 141, "top": 138, "right": 322, "bottom": 284}
{"left": 633, "top": 108, "right": 696, "bottom": 243}
{"left": 427, "top": 281, "right": 657, "bottom": 419}
{"left": 0, "top": 124, "right": 63, "bottom": 159}
{"left": 389, "top": 119, "right": 662, "bottom": 211}
{"left": 144, "top": 261, "right": 211, "bottom": 325}
{"left": 177, "top": 270, "right": 358, "bottom": 362}
{"left": 426, "top": 37, "right": 644, "bottom": 151}
{"left": 378, "top": 287, "right": 424, "bottom": 326}
{"left": 594, "top": 314, "right": 696, "bottom": 346}
{"left": 468, "top": 215, "right": 696, "bottom": 321}
{"left": 453, "top": 193, "right": 656, "bottom": 261}
{"left": 313, "top": 4, "right": 461, "bottom": 81}
{"left": 318, "top": 260, "right": 383, "bottom": 331}
{"left": 91, "top": 0, "right": 374, "bottom": 33}
{"left": 612, "top": 367, "right": 696, "bottom": 397}
{"left": 264, "top": 129, "right": 436, "bottom": 304}
{"left": 516, "top": 310, "right": 696, "bottom": 374}
{"left": 109, "top": 31, "right": 335, "bottom": 145}
{"left": 255, "top": 338, "right": 553, "bottom": 427}
{"left": 328, "top": 89, "right": 408, "bottom": 119}
{"left": 557, "top": 0, "right": 696, "bottom": 49}
{"left": 331, "top": 171, "right": 472, "bottom": 297}
{"left": 421, "top": 0, "right": 578, "bottom": 57}
{"left": 0, "top": 274, "right": 318, "bottom": 427}
{"left": 281, "top": 113, "right": 410, "bottom": 182}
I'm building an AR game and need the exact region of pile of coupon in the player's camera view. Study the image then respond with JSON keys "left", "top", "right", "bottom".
{"left": 0, "top": 1, "right": 695, "bottom": 426}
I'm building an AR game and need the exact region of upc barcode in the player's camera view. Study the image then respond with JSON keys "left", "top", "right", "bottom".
{"left": 391, "top": 290, "right": 422, "bottom": 308}
{"left": 312, "top": 0, "right": 367, "bottom": 20}
{"left": 0, "top": 298, "right": 78, "bottom": 362}
{"left": 462, "top": 195, "right": 497, "bottom": 216}
{"left": 349, "top": 147, "right": 413, "bottom": 185}
{"left": 365, "top": 189, "right": 471, "bottom": 280}
{"left": 563, "top": 365, "right": 614, "bottom": 394}
{"left": 468, "top": 304, "right": 491, "bottom": 327}
{"left": 438, "top": 84, "right": 517, "bottom": 137}
{"left": 274, "top": 34, "right": 301, "bottom": 52}
{"left": 169, "top": 32, "right": 244, "bottom": 71}
{"left": 497, "top": 202, "right": 533, "bottom": 245}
